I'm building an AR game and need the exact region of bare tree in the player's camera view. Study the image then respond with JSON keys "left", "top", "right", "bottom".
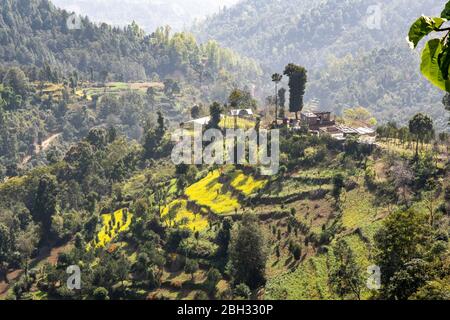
{"left": 390, "top": 161, "right": 414, "bottom": 205}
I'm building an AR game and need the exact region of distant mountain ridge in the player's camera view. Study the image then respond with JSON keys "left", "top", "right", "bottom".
{"left": 51, "top": 0, "right": 240, "bottom": 32}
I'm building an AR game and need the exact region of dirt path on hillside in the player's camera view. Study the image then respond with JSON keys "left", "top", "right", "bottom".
{"left": 36, "top": 242, "right": 72, "bottom": 266}
{"left": 20, "top": 132, "right": 62, "bottom": 166}
{"left": 0, "top": 269, "right": 23, "bottom": 298}
{"left": 0, "top": 240, "right": 72, "bottom": 299}
{"left": 38, "top": 133, "right": 62, "bottom": 153}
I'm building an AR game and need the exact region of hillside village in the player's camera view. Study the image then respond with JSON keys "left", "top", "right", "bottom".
{"left": 186, "top": 108, "right": 376, "bottom": 143}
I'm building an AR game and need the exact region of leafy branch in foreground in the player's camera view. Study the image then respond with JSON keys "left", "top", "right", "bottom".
{"left": 408, "top": 2, "right": 450, "bottom": 92}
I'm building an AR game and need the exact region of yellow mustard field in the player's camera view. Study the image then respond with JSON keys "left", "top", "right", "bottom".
{"left": 88, "top": 208, "right": 133, "bottom": 250}
{"left": 231, "top": 172, "right": 267, "bottom": 196}
{"left": 160, "top": 170, "right": 267, "bottom": 231}
{"left": 161, "top": 199, "right": 209, "bottom": 232}
{"left": 219, "top": 117, "right": 255, "bottom": 129}
{"left": 185, "top": 170, "right": 240, "bottom": 214}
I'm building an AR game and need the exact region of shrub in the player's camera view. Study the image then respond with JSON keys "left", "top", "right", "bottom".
{"left": 234, "top": 283, "right": 251, "bottom": 300}
{"left": 290, "top": 243, "right": 302, "bottom": 260}
{"left": 92, "top": 287, "right": 109, "bottom": 300}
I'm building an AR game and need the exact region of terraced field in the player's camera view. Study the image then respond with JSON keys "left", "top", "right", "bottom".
{"left": 219, "top": 116, "right": 255, "bottom": 130}
{"left": 88, "top": 208, "right": 133, "bottom": 250}
{"left": 161, "top": 199, "right": 209, "bottom": 232}
{"left": 263, "top": 177, "right": 332, "bottom": 199}
{"left": 160, "top": 169, "right": 268, "bottom": 232}
{"left": 264, "top": 179, "right": 389, "bottom": 300}
{"left": 76, "top": 82, "right": 164, "bottom": 99}
{"left": 230, "top": 171, "right": 267, "bottom": 196}
{"left": 185, "top": 170, "right": 240, "bottom": 215}
{"left": 33, "top": 81, "right": 164, "bottom": 101}
{"left": 266, "top": 253, "right": 332, "bottom": 300}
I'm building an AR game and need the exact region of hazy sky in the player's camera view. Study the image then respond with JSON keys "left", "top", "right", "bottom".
{"left": 52, "top": 0, "right": 240, "bottom": 31}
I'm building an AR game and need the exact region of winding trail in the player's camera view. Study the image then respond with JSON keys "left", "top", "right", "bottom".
{"left": 0, "top": 240, "right": 72, "bottom": 299}
{"left": 20, "top": 132, "right": 62, "bottom": 166}
{"left": 39, "top": 133, "right": 62, "bottom": 153}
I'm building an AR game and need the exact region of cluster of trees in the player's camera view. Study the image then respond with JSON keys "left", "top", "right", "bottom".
{"left": 278, "top": 126, "right": 367, "bottom": 171}
{"left": 0, "top": 67, "right": 49, "bottom": 177}
{"left": 377, "top": 113, "right": 449, "bottom": 158}
{"left": 0, "top": 125, "right": 141, "bottom": 294}
{"left": 374, "top": 208, "right": 450, "bottom": 300}
{"left": 269, "top": 64, "right": 307, "bottom": 122}
{"left": 328, "top": 205, "right": 450, "bottom": 300}
{"left": 340, "top": 107, "right": 377, "bottom": 127}
{"left": 52, "top": 0, "right": 239, "bottom": 33}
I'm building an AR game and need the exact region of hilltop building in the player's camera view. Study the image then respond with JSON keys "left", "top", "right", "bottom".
{"left": 300, "top": 111, "right": 336, "bottom": 130}
{"left": 183, "top": 116, "right": 212, "bottom": 129}
{"left": 282, "top": 111, "right": 376, "bottom": 143}
{"left": 229, "top": 109, "right": 254, "bottom": 118}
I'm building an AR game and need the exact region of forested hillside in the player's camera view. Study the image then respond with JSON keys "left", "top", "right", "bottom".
{"left": 194, "top": 0, "right": 443, "bottom": 70}
{"left": 0, "top": 0, "right": 261, "bottom": 86}
{"left": 193, "top": 0, "right": 449, "bottom": 127}
{"left": 309, "top": 45, "right": 448, "bottom": 129}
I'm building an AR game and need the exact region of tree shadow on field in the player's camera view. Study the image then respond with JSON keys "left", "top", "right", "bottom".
{"left": 284, "top": 256, "right": 293, "bottom": 267}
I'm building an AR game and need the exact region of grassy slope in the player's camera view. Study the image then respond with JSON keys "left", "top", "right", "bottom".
{"left": 265, "top": 174, "right": 388, "bottom": 300}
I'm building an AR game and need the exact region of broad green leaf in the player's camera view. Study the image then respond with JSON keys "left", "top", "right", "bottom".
{"left": 442, "top": 1, "right": 450, "bottom": 19}
{"left": 408, "top": 16, "right": 446, "bottom": 49}
{"left": 438, "top": 43, "right": 450, "bottom": 79}
{"left": 420, "top": 38, "right": 450, "bottom": 92}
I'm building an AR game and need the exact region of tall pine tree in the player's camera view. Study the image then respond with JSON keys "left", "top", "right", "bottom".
{"left": 33, "top": 174, "right": 58, "bottom": 240}
{"left": 283, "top": 64, "right": 307, "bottom": 120}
